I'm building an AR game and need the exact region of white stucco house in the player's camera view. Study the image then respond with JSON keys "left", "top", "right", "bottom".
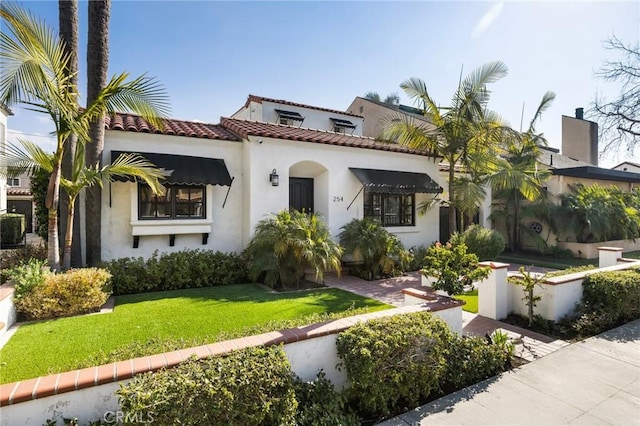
{"left": 97, "top": 95, "right": 444, "bottom": 261}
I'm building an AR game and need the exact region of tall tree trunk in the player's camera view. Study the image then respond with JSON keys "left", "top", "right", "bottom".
{"left": 45, "top": 160, "right": 62, "bottom": 271}
{"left": 62, "top": 196, "right": 76, "bottom": 270}
{"left": 58, "top": 0, "right": 82, "bottom": 267}
{"left": 448, "top": 158, "right": 456, "bottom": 235}
{"left": 85, "top": 0, "right": 110, "bottom": 266}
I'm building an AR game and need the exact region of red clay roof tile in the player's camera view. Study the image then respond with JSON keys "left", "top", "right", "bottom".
{"left": 105, "top": 112, "right": 241, "bottom": 141}
{"left": 220, "top": 118, "right": 435, "bottom": 157}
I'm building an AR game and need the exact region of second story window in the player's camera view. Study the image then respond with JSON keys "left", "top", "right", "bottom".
{"left": 330, "top": 118, "right": 357, "bottom": 134}
{"left": 8, "top": 178, "right": 20, "bottom": 187}
{"left": 275, "top": 109, "right": 304, "bottom": 126}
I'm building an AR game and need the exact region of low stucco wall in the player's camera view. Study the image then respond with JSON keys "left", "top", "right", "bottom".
{"left": 0, "top": 284, "right": 16, "bottom": 336}
{"left": 1, "top": 303, "right": 462, "bottom": 425}
{"left": 558, "top": 239, "right": 640, "bottom": 259}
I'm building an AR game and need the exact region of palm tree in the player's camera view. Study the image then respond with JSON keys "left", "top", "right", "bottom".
{"left": 3, "top": 140, "right": 166, "bottom": 269}
{"left": 0, "top": 3, "right": 170, "bottom": 270}
{"left": 487, "top": 92, "right": 555, "bottom": 251}
{"left": 364, "top": 91, "right": 400, "bottom": 107}
{"left": 383, "top": 62, "right": 514, "bottom": 234}
{"left": 58, "top": 0, "right": 81, "bottom": 266}
{"left": 85, "top": 0, "right": 110, "bottom": 266}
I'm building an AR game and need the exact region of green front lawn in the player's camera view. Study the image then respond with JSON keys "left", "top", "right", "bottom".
{"left": 455, "top": 289, "right": 478, "bottom": 313}
{"left": 0, "top": 284, "right": 389, "bottom": 383}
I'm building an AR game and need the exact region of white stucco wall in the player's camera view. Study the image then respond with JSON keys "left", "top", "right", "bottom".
{"left": 242, "top": 135, "right": 441, "bottom": 249}
{"left": 101, "top": 131, "right": 244, "bottom": 261}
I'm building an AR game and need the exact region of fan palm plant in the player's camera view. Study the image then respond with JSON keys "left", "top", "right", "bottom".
{"left": 4, "top": 140, "right": 166, "bottom": 269}
{"left": 383, "top": 62, "right": 514, "bottom": 234}
{"left": 487, "top": 92, "right": 555, "bottom": 251}
{"left": 0, "top": 3, "right": 170, "bottom": 270}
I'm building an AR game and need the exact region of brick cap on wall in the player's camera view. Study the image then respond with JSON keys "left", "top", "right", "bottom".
{"left": 0, "top": 301, "right": 462, "bottom": 406}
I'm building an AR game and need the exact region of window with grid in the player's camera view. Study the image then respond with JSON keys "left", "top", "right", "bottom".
{"left": 139, "top": 184, "right": 205, "bottom": 219}
{"left": 364, "top": 191, "right": 415, "bottom": 226}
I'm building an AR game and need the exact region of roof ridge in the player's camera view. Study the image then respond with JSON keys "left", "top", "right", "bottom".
{"left": 246, "top": 94, "right": 364, "bottom": 118}
{"left": 108, "top": 111, "right": 222, "bottom": 128}
{"left": 221, "top": 117, "right": 377, "bottom": 141}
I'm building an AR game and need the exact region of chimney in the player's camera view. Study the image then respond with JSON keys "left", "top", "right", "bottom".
{"left": 575, "top": 107, "right": 584, "bottom": 120}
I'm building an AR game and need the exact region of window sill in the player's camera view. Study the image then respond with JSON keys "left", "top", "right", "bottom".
{"left": 130, "top": 220, "right": 212, "bottom": 236}
{"left": 384, "top": 226, "right": 418, "bottom": 233}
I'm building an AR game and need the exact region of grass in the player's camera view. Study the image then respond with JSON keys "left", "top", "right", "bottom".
{"left": 497, "top": 252, "right": 594, "bottom": 270}
{"left": 454, "top": 289, "right": 478, "bottom": 313}
{"left": 0, "top": 284, "right": 389, "bottom": 384}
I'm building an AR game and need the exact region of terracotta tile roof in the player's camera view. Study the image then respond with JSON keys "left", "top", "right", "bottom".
{"left": 245, "top": 95, "right": 363, "bottom": 118}
{"left": 105, "top": 112, "right": 241, "bottom": 141}
{"left": 220, "top": 118, "right": 436, "bottom": 157}
{"left": 7, "top": 188, "right": 31, "bottom": 196}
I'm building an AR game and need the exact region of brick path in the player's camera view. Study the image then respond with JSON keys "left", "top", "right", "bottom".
{"left": 324, "top": 271, "right": 568, "bottom": 361}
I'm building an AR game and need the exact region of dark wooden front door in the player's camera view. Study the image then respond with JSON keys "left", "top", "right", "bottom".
{"left": 289, "top": 178, "right": 314, "bottom": 214}
{"left": 7, "top": 199, "right": 33, "bottom": 233}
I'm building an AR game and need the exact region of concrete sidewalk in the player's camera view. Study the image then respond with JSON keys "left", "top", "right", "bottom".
{"left": 379, "top": 319, "right": 640, "bottom": 426}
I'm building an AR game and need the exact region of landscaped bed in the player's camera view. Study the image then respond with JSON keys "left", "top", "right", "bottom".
{"left": 0, "top": 284, "right": 389, "bottom": 384}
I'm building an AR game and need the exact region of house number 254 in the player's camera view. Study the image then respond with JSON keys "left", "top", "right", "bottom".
{"left": 333, "top": 196, "right": 344, "bottom": 202}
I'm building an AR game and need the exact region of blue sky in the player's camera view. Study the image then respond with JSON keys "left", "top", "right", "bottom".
{"left": 6, "top": 0, "right": 640, "bottom": 166}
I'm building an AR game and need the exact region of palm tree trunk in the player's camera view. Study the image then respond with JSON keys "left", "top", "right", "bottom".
{"left": 58, "top": 0, "right": 82, "bottom": 267}
{"left": 62, "top": 196, "right": 76, "bottom": 270}
{"left": 85, "top": 0, "right": 111, "bottom": 266}
{"left": 45, "top": 162, "right": 62, "bottom": 271}
{"left": 448, "top": 159, "right": 456, "bottom": 235}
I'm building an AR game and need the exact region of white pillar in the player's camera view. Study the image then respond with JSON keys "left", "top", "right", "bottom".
{"left": 598, "top": 247, "right": 623, "bottom": 268}
{"left": 477, "top": 261, "right": 510, "bottom": 320}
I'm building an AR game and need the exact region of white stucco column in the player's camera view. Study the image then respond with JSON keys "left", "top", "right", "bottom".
{"left": 477, "top": 261, "right": 510, "bottom": 320}
{"left": 598, "top": 247, "right": 624, "bottom": 268}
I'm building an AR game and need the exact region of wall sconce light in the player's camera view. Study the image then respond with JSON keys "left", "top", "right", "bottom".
{"left": 269, "top": 169, "right": 279, "bottom": 186}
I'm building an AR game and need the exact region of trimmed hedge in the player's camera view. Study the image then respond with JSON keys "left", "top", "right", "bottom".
{"left": 336, "top": 311, "right": 511, "bottom": 418}
{"left": 15, "top": 268, "right": 111, "bottom": 321}
{"left": 450, "top": 225, "right": 505, "bottom": 261}
{"left": 117, "top": 346, "right": 298, "bottom": 426}
{"left": 0, "top": 213, "right": 25, "bottom": 247}
{"left": 103, "top": 249, "right": 249, "bottom": 295}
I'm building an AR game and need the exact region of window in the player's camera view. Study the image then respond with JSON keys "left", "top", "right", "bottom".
{"left": 8, "top": 178, "right": 20, "bottom": 187}
{"left": 364, "top": 191, "right": 415, "bottom": 226}
{"left": 279, "top": 117, "right": 296, "bottom": 126}
{"left": 139, "top": 183, "right": 205, "bottom": 220}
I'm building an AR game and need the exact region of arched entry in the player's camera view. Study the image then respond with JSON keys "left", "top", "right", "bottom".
{"left": 289, "top": 161, "right": 329, "bottom": 218}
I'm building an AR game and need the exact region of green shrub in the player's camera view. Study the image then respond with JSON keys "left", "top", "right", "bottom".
{"left": 117, "top": 346, "right": 297, "bottom": 426}
{"left": 407, "top": 245, "right": 429, "bottom": 271}
{"left": 580, "top": 269, "right": 640, "bottom": 327}
{"left": 8, "top": 258, "right": 50, "bottom": 300}
{"left": 294, "top": 371, "right": 359, "bottom": 426}
{"left": 15, "top": 268, "right": 111, "bottom": 320}
{"left": 103, "top": 249, "right": 249, "bottom": 295}
{"left": 339, "top": 218, "right": 411, "bottom": 280}
{"left": 422, "top": 242, "right": 490, "bottom": 295}
{"left": 246, "top": 210, "right": 342, "bottom": 289}
{"left": 543, "top": 245, "right": 573, "bottom": 259}
{"left": 0, "top": 243, "right": 47, "bottom": 284}
{"left": 441, "top": 332, "right": 512, "bottom": 394}
{"left": 336, "top": 311, "right": 451, "bottom": 417}
{"left": 0, "top": 213, "right": 25, "bottom": 247}
{"left": 450, "top": 225, "right": 505, "bottom": 261}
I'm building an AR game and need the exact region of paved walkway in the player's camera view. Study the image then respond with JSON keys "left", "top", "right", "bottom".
{"left": 324, "top": 271, "right": 568, "bottom": 361}
{"left": 379, "top": 319, "right": 640, "bottom": 426}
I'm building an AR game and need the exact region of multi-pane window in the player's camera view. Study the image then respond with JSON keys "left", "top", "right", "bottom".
{"left": 364, "top": 192, "right": 415, "bottom": 227}
{"left": 7, "top": 178, "right": 20, "bottom": 187}
{"left": 139, "top": 184, "right": 205, "bottom": 219}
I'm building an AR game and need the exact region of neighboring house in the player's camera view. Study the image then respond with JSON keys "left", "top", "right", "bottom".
{"left": 6, "top": 172, "right": 35, "bottom": 234}
{"left": 0, "top": 103, "right": 13, "bottom": 214}
{"left": 612, "top": 161, "right": 640, "bottom": 173}
{"left": 346, "top": 96, "right": 435, "bottom": 141}
{"left": 97, "top": 95, "right": 443, "bottom": 261}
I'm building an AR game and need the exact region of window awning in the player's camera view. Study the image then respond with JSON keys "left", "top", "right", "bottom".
{"left": 275, "top": 109, "right": 304, "bottom": 121}
{"left": 330, "top": 118, "right": 357, "bottom": 129}
{"left": 349, "top": 167, "right": 442, "bottom": 194}
{"left": 110, "top": 151, "right": 232, "bottom": 186}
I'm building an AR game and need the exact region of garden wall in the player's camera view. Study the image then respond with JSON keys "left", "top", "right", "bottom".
{"left": 558, "top": 239, "right": 640, "bottom": 259}
{"left": 0, "top": 301, "right": 462, "bottom": 425}
{"left": 478, "top": 248, "right": 640, "bottom": 322}
{"left": 0, "top": 283, "right": 16, "bottom": 337}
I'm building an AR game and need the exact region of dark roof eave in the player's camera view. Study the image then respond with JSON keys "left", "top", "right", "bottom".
{"left": 552, "top": 166, "right": 640, "bottom": 183}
